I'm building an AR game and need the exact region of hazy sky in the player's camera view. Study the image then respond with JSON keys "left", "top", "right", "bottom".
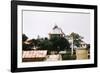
{"left": 23, "top": 10, "right": 90, "bottom": 43}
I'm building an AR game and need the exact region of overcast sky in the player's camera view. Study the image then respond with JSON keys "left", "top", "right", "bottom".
{"left": 23, "top": 10, "right": 90, "bottom": 43}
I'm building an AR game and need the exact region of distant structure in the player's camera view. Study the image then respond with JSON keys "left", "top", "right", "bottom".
{"left": 48, "top": 24, "right": 88, "bottom": 55}
{"left": 49, "top": 25, "right": 65, "bottom": 39}
{"left": 80, "top": 41, "right": 87, "bottom": 48}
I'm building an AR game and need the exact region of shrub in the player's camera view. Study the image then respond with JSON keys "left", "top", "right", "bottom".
{"left": 62, "top": 52, "right": 76, "bottom": 60}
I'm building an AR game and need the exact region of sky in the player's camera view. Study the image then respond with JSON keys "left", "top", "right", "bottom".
{"left": 23, "top": 10, "right": 90, "bottom": 43}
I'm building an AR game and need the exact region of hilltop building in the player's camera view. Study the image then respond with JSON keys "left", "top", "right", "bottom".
{"left": 49, "top": 25, "right": 65, "bottom": 39}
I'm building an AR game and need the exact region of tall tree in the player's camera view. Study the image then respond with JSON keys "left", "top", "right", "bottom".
{"left": 67, "top": 32, "right": 83, "bottom": 47}
{"left": 50, "top": 37, "right": 70, "bottom": 51}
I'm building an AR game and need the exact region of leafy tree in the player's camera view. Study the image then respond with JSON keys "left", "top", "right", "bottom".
{"left": 22, "top": 43, "right": 33, "bottom": 50}
{"left": 38, "top": 39, "right": 53, "bottom": 50}
{"left": 67, "top": 32, "right": 83, "bottom": 47}
{"left": 22, "top": 34, "right": 28, "bottom": 41}
{"left": 50, "top": 37, "right": 70, "bottom": 51}
{"left": 22, "top": 34, "right": 30, "bottom": 50}
{"left": 31, "top": 39, "right": 39, "bottom": 48}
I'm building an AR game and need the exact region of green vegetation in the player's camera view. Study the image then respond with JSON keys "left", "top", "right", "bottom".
{"left": 67, "top": 32, "right": 84, "bottom": 47}
{"left": 22, "top": 34, "right": 70, "bottom": 52}
{"left": 62, "top": 53, "right": 76, "bottom": 60}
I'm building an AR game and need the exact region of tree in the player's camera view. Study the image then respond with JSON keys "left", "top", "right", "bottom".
{"left": 67, "top": 32, "right": 83, "bottom": 47}
{"left": 31, "top": 39, "right": 39, "bottom": 48}
{"left": 50, "top": 37, "right": 70, "bottom": 51}
{"left": 22, "top": 34, "right": 28, "bottom": 41}
{"left": 22, "top": 34, "right": 30, "bottom": 50}
{"left": 38, "top": 38, "right": 53, "bottom": 50}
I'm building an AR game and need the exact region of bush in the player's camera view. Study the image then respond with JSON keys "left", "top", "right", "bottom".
{"left": 62, "top": 52, "right": 76, "bottom": 60}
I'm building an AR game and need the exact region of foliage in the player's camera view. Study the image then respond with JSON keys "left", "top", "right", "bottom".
{"left": 67, "top": 32, "right": 83, "bottom": 47}
{"left": 22, "top": 34, "right": 33, "bottom": 50}
{"left": 61, "top": 51, "right": 76, "bottom": 60}
{"left": 62, "top": 54, "right": 76, "bottom": 60}
{"left": 22, "top": 34, "right": 70, "bottom": 51}
{"left": 38, "top": 39, "right": 53, "bottom": 50}
{"left": 50, "top": 37, "right": 70, "bottom": 51}
{"left": 22, "top": 34, "right": 28, "bottom": 41}
{"left": 22, "top": 43, "right": 33, "bottom": 50}
{"left": 31, "top": 39, "right": 39, "bottom": 48}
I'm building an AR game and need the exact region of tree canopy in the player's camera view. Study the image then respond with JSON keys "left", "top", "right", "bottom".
{"left": 22, "top": 34, "right": 70, "bottom": 51}
{"left": 22, "top": 34, "right": 28, "bottom": 41}
{"left": 50, "top": 37, "right": 70, "bottom": 51}
{"left": 67, "top": 32, "right": 83, "bottom": 47}
{"left": 38, "top": 39, "right": 53, "bottom": 50}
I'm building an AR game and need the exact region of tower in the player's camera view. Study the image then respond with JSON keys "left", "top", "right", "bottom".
{"left": 49, "top": 25, "right": 64, "bottom": 39}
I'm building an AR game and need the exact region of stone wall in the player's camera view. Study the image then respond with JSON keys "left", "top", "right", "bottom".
{"left": 76, "top": 48, "right": 88, "bottom": 60}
